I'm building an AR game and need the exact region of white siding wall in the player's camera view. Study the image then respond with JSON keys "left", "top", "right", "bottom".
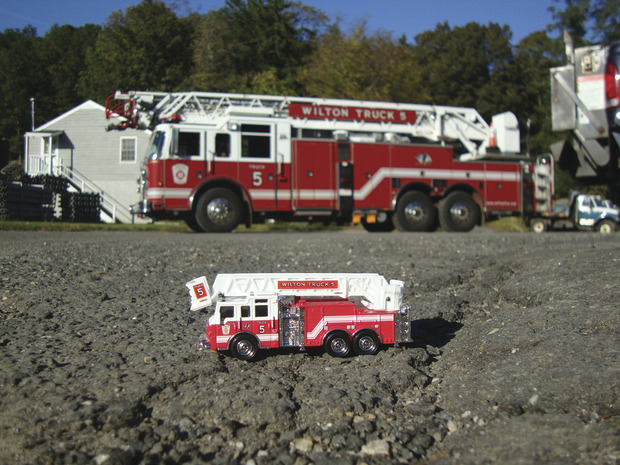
{"left": 31, "top": 102, "right": 150, "bottom": 213}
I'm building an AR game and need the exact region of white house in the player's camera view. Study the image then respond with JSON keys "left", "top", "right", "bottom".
{"left": 23, "top": 100, "right": 151, "bottom": 223}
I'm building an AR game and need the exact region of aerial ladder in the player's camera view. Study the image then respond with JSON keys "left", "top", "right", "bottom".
{"left": 186, "top": 273, "right": 405, "bottom": 312}
{"left": 106, "top": 90, "right": 521, "bottom": 159}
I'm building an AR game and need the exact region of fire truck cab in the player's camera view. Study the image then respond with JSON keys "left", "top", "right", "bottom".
{"left": 106, "top": 91, "right": 544, "bottom": 233}
{"left": 186, "top": 273, "right": 411, "bottom": 361}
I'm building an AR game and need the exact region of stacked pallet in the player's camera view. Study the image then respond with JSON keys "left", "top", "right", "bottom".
{"left": 0, "top": 174, "right": 101, "bottom": 223}
{"left": 0, "top": 181, "right": 55, "bottom": 221}
{"left": 61, "top": 192, "right": 100, "bottom": 223}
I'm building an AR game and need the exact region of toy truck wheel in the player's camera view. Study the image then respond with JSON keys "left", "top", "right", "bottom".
{"left": 324, "top": 332, "right": 351, "bottom": 357}
{"left": 393, "top": 192, "right": 437, "bottom": 232}
{"left": 597, "top": 219, "right": 615, "bottom": 234}
{"left": 529, "top": 218, "right": 547, "bottom": 233}
{"left": 195, "top": 188, "right": 242, "bottom": 233}
{"left": 438, "top": 191, "right": 479, "bottom": 232}
{"left": 353, "top": 331, "right": 379, "bottom": 355}
{"left": 230, "top": 334, "right": 258, "bottom": 361}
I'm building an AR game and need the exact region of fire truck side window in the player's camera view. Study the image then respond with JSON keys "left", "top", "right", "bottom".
{"left": 254, "top": 299, "right": 269, "bottom": 318}
{"left": 219, "top": 305, "right": 235, "bottom": 321}
{"left": 178, "top": 132, "right": 200, "bottom": 157}
{"left": 241, "top": 305, "right": 250, "bottom": 318}
{"left": 215, "top": 133, "right": 230, "bottom": 158}
{"left": 241, "top": 124, "right": 270, "bottom": 159}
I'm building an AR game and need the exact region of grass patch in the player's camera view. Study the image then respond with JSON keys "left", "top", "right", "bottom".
{"left": 486, "top": 216, "right": 528, "bottom": 232}
{"left": 0, "top": 220, "right": 345, "bottom": 233}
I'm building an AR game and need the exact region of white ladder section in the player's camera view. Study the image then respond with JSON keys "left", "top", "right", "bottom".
{"left": 186, "top": 273, "right": 404, "bottom": 312}
{"left": 108, "top": 91, "right": 520, "bottom": 158}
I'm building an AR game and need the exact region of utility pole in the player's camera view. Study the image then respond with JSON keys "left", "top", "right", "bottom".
{"left": 30, "top": 97, "right": 35, "bottom": 131}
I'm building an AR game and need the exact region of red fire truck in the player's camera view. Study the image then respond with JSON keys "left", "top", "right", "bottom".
{"left": 186, "top": 273, "right": 411, "bottom": 360}
{"left": 106, "top": 91, "right": 552, "bottom": 232}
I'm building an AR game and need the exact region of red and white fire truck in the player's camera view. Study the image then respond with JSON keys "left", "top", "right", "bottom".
{"left": 106, "top": 91, "right": 552, "bottom": 232}
{"left": 186, "top": 273, "right": 411, "bottom": 360}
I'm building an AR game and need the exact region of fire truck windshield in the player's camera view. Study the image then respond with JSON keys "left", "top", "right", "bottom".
{"left": 147, "top": 131, "right": 165, "bottom": 160}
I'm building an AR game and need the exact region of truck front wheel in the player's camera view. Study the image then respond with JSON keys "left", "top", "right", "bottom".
{"left": 597, "top": 219, "right": 616, "bottom": 234}
{"left": 195, "top": 188, "right": 242, "bottom": 232}
{"left": 438, "top": 192, "right": 480, "bottom": 232}
{"left": 230, "top": 334, "right": 258, "bottom": 361}
{"left": 529, "top": 218, "right": 548, "bottom": 233}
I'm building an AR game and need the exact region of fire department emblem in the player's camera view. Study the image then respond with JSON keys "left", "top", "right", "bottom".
{"left": 222, "top": 324, "right": 230, "bottom": 335}
{"left": 172, "top": 164, "right": 189, "bottom": 185}
{"left": 416, "top": 153, "right": 432, "bottom": 165}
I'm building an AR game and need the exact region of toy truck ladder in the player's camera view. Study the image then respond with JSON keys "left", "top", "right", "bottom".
{"left": 106, "top": 90, "right": 520, "bottom": 158}
{"left": 186, "top": 273, "right": 404, "bottom": 312}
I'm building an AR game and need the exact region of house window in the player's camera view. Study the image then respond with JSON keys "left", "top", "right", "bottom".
{"left": 120, "top": 137, "right": 137, "bottom": 163}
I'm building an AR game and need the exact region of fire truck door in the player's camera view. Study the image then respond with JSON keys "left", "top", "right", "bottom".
{"left": 292, "top": 140, "right": 336, "bottom": 210}
{"left": 238, "top": 124, "right": 277, "bottom": 210}
{"left": 251, "top": 299, "right": 278, "bottom": 348}
{"left": 164, "top": 129, "right": 206, "bottom": 210}
{"left": 216, "top": 304, "right": 239, "bottom": 348}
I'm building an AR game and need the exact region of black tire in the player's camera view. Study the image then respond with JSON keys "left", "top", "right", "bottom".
{"left": 194, "top": 188, "right": 242, "bottom": 233}
{"left": 353, "top": 331, "right": 380, "bottom": 355}
{"left": 438, "top": 191, "right": 480, "bottom": 232}
{"left": 529, "top": 218, "right": 547, "bottom": 233}
{"left": 230, "top": 334, "right": 258, "bottom": 361}
{"left": 361, "top": 215, "right": 395, "bottom": 232}
{"left": 185, "top": 215, "right": 203, "bottom": 232}
{"left": 393, "top": 192, "right": 437, "bottom": 232}
{"left": 324, "top": 332, "right": 351, "bottom": 358}
{"left": 597, "top": 219, "right": 615, "bottom": 234}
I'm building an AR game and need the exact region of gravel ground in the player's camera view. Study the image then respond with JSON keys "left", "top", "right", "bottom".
{"left": 0, "top": 229, "right": 618, "bottom": 465}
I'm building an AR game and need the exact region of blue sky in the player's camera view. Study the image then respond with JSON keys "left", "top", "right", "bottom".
{"left": 0, "top": 0, "right": 557, "bottom": 43}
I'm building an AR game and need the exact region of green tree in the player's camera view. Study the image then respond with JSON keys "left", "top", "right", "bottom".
{"left": 78, "top": 0, "right": 193, "bottom": 102}
{"left": 188, "top": 0, "right": 324, "bottom": 93}
{"left": 412, "top": 22, "right": 514, "bottom": 117}
{"left": 298, "top": 24, "right": 425, "bottom": 102}
{"left": 42, "top": 24, "right": 101, "bottom": 112}
{"left": 548, "top": 0, "right": 620, "bottom": 44}
{"left": 0, "top": 27, "right": 46, "bottom": 160}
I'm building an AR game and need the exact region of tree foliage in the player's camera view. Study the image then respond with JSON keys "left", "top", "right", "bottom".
{"left": 548, "top": 0, "right": 620, "bottom": 44}
{"left": 298, "top": 24, "right": 425, "bottom": 102}
{"left": 77, "top": 0, "right": 193, "bottom": 101}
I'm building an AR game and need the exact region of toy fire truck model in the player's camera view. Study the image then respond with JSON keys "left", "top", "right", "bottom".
{"left": 186, "top": 273, "right": 411, "bottom": 361}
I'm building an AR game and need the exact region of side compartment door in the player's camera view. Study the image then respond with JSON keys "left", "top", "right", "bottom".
{"left": 292, "top": 140, "right": 337, "bottom": 210}
{"left": 484, "top": 163, "right": 522, "bottom": 212}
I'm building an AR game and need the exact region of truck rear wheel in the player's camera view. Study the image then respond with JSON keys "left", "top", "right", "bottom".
{"left": 324, "top": 331, "right": 351, "bottom": 357}
{"left": 393, "top": 192, "right": 437, "bottom": 232}
{"left": 353, "top": 331, "right": 379, "bottom": 355}
{"left": 438, "top": 191, "right": 480, "bottom": 232}
{"left": 195, "top": 188, "right": 242, "bottom": 233}
{"left": 230, "top": 334, "right": 258, "bottom": 361}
